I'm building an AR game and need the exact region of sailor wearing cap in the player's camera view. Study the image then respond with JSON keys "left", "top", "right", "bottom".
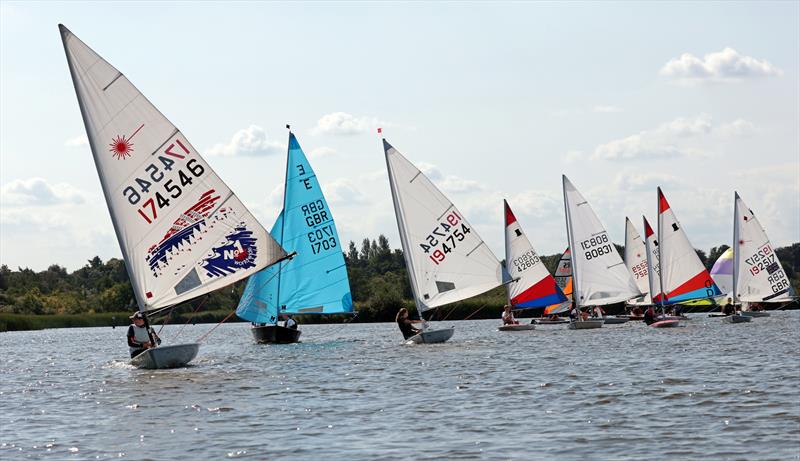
{"left": 127, "top": 312, "right": 161, "bottom": 358}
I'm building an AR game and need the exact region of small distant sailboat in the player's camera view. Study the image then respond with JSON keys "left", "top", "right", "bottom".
{"left": 732, "top": 192, "right": 795, "bottom": 317}
{"left": 538, "top": 248, "right": 573, "bottom": 324}
{"left": 562, "top": 176, "right": 641, "bottom": 329}
{"left": 383, "top": 137, "right": 504, "bottom": 343}
{"left": 59, "top": 25, "right": 289, "bottom": 368}
{"left": 642, "top": 216, "right": 677, "bottom": 328}
{"left": 236, "top": 131, "right": 354, "bottom": 343}
{"left": 500, "top": 200, "right": 566, "bottom": 331}
{"left": 710, "top": 248, "right": 734, "bottom": 296}
{"left": 657, "top": 188, "right": 722, "bottom": 321}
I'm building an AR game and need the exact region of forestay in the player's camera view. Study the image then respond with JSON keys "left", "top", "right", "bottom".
{"left": 544, "top": 248, "right": 572, "bottom": 315}
{"left": 60, "top": 25, "right": 286, "bottom": 313}
{"left": 642, "top": 216, "right": 663, "bottom": 304}
{"left": 236, "top": 133, "right": 354, "bottom": 324}
{"left": 657, "top": 188, "right": 721, "bottom": 304}
{"left": 384, "top": 139, "right": 503, "bottom": 312}
{"left": 733, "top": 192, "right": 793, "bottom": 303}
{"left": 624, "top": 217, "right": 651, "bottom": 305}
{"left": 562, "top": 176, "right": 641, "bottom": 306}
{"left": 504, "top": 200, "right": 566, "bottom": 308}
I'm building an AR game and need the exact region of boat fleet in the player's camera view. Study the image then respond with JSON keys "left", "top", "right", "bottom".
{"left": 59, "top": 25, "right": 796, "bottom": 369}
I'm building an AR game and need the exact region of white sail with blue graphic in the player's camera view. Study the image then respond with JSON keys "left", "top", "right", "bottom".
{"left": 60, "top": 25, "right": 287, "bottom": 314}
{"left": 236, "top": 133, "right": 353, "bottom": 324}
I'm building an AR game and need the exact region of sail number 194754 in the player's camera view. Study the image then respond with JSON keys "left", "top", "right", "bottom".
{"left": 419, "top": 211, "right": 471, "bottom": 265}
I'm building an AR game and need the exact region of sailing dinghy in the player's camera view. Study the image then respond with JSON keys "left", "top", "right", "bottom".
{"left": 562, "top": 176, "right": 641, "bottom": 329}
{"left": 624, "top": 217, "right": 652, "bottom": 306}
{"left": 383, "top": 137, "right": 504, "bottom": 343}
{"left": 500, "top": 200, "right": 566, "bottom": 331}
{"left": 60, "top": 25, "right": 289, "bottom": 368}
{"left": 657, "top": 188, "right": 721, "bottom": 323}
{"left": 642, "top": 217, "right": 679, "bottom": 328}
{"left": 732, "top": 192, "right": 795, "bottom": 317}
{"left": 536, "top": 248, "right": 572, "bottom": 324}
{"left": 236, "top": 131, "right": 354, "bottom": 343}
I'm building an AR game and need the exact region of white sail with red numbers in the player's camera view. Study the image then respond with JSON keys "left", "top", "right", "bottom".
{"left": 60, "top": 25, "right": 287, "bottom": 312}
{"left": 383, "top": 138, "right": 503, "bottom": 312}
{"left": 624, "top": 217, "right": 651, "bottom": 305}
{"left": 733, "top": 192, "right": 793, "bottom": 303}
{"left": 642, "top": 216, "right": 663, "bottom": 303}
{"left": 563, "top": 176, "right": 641, "bottom": 306}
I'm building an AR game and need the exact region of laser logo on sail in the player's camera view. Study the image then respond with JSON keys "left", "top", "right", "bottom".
{"left": 109, "top": 123, "right": 144, "bottom": 160}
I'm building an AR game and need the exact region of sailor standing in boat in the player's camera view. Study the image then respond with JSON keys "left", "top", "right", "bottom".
{"left": 127, "top": 312, "right": 160, "bottom": 358}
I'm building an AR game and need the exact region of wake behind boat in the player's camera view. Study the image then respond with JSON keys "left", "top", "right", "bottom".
{"left": 59, "top": 25, "right": 289, "bottom": 369}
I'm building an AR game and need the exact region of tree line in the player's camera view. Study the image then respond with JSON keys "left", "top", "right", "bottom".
{"left": 1, "top": 238, "right": 798, "bottom": 321}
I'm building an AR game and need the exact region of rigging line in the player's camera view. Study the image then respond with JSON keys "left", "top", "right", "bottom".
{"left": 195, "top": 310, "right": 236, "bottom": 343}
{"left": 463, "top": 303, "right": 490, "bottom": 321}
{"left": 173, "top": 294, "right": 210, "bottom": 340}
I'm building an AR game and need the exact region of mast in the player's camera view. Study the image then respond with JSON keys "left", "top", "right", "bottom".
{"left": 732, "top": 191, "right": 740, "bottom": 307}
{"left": 384, "top": 138, "right": 425, "bottom": 320}
{"left": 562, "top": 175, "right": 580, "bottom": 319}
{"left": 274, "top": 125, "right": 293, "bottom": 325}
{"left": 657, "top": 188, "right": 666, "bottom": 316}
{"left": 59, "top": 25, "right": 146, "bottom": 313}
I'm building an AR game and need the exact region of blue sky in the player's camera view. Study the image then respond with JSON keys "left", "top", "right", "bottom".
{"left": 1, "top": 1, "right": 798, "bottom": 271}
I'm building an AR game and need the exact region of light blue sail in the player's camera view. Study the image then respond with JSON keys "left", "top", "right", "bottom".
{"left": 236, "top": 133, "right": 353, "bottom": 324}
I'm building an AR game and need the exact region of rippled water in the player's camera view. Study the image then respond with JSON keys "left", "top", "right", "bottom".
{"left": 1, "top": 312, "right": 799, "bottom": 460}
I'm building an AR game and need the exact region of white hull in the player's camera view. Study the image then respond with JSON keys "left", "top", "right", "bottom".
{"left": 130, "top": 343, "right": 199, "bottom": 369}
{"left": 723, "top": 315, "right": 752, "bottom": 324}
{"left": 568, "top": 319, "right": 604, "bottom": 330}
{"left": 498, "top": 324, "right": 536, "bottom": 331}
{"left": 407, "top": 327, "right": 455, "bottom": 344}
{"left": 534, "top": 318, "right": 570, "bottom": 325}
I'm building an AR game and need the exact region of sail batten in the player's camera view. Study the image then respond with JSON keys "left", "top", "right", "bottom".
{"left": 384, "top": 139, "right": 503, "bottom": 313}
{"left": 60, "top": 25, "right": 286, "bottom": 313}
{"left": 563, "top": 176, "right": 641, "bottom": 307}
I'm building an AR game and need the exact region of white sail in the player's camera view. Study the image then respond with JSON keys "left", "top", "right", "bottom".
{"left": 733, "top": 192, "right": 793, "bottom": 303}
{"left": 384, "top": 139, "right": 503, "bottom": 312}
{"left": 562, "top": 176, "right": 641, "bottom": 306}
{"left": 624, "top": 217, "right": 651, "bottom": 305}
{"left": 642, "top": 216, "right": 663, "bottom": 304}
{"left": 657, "top": 188, "right": 721, "bottom": 304}
{"left": 60, "top": 25, "right": 287, "bottom": 312}
{"left": 504, "top": 200, "right": 565, "bottom": 308}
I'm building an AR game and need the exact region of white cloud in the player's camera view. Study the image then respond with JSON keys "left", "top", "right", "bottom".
{"left": 593, "top": 105, "right": 623, "bottom": 113}
{"left": 64, "top": 135, "right": 89, "bottom": 147}
{"left": 415, "top": 162, "right": 482, "bottom": 193}
{"left": 611, "top": 171, "right": 684, "bottom": 192}
{"left": 322, "top": 178, "right": 369, "bottom": 205}
{"left": 205, "top": 125, "right": 284, "bottom": 156}
{"left": 592, "top": 114, "right": 746, "bottom": 160}
{"left": 1, "top": 177, "right": 86, "bottom": 206}
{"left": 660, "top": 47, "right": 783, "bottom": 84}
{"left": 312, "top": 112, "right": 386, "bottom": 136}
{"left": 309, "top": 146, "right": 337, "bottom": 159}
{"left": 563, "top": 150, "right": 583, "bottom": 164}
{"left": 719, "top": 118, "right": 757, "bottom": 138}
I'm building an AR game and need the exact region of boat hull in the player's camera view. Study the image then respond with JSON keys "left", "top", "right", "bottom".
{"left": 250, "top": 325, "right": 302, "bottom": 344}
{"left": 568, "top": 320, "right": 604, "bottom": 330}
{"left": 603, "top": 317, "right": 630, "bottom": 325}
{"left": 130, "top": 343, "right": 199, "bottom": 369}
{"left": 723, "top": 315, "right": 752, "bottom": 324}
{"left": 534, "top": 318, "right": 569, "bottom": 325}
{"left": 741, "top": 311, "right": 770, "bottom": 318}
{"left": 650, "top": 319, "right": 680, "bottom": 328}
{"left": 407, "top": 327, "right": 454, "bottom": 344}
{"left": 498, "top": 324, "right": 536, "bottom": 331}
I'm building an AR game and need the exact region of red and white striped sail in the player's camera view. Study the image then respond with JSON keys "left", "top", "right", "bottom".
{"left": 60, "top": 25, "right": 287, "bottom": 312}
{"left": 657, "top": 188, "right": 721, "bottom": 303}
{"left": 504, "top": 200, "right": 565, "bottom": 308}
{"left": 383, "top": 139, "right": 503, "bottom": 312}
{"left": 563, "top": 176, "right": 641, "bottom": 306}
{"left": 642, "top": 216, "right": 663, "bottom": 303}
{"left": 624, "top": 217, "right": 651, "bottom": 305}
{"left": 733, "top": 192, "right": 793, "bottom": 303}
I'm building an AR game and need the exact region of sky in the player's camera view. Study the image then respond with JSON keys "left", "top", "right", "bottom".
{"left": 1, "top": 1, "right": 798, "bottom": 271}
